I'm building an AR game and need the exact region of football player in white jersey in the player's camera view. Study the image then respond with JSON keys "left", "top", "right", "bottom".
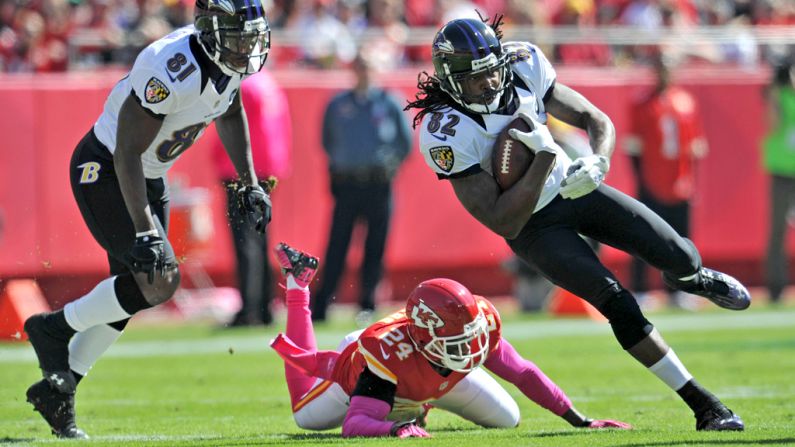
{"left": 23, "top": 0, "right": 271, "bottom": 438}
{"left": 407, "top": 15, "right": 749, "bottom": 432}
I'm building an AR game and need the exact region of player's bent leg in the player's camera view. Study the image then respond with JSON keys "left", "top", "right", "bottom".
{"left": 576, "top": 187, "right": 750, "bottom": 311}
{"left": 432, "top": 368, "right": 520, "bottom": 428}
{"left": 292, "top": 381, "right": 350, "bottom": 430}
{"left": 272, "top": 243, "right": 326, "bottom": 407}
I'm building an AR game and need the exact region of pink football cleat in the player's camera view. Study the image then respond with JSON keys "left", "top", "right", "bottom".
{"left": 274, "top": 242, "right": 319, "bottom": 288}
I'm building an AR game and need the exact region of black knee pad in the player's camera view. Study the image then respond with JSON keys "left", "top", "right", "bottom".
{"left": 114, "top": 273, "right": 153, "bottom": 315}
{"left": 596, "top": 287, "right": 653, "bottom": 350}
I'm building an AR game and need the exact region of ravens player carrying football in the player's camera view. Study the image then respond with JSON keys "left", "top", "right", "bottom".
{"left": 406, "top": 15, "right": 749, "bottom": 431}
{"left": 269, "top": 243, "right": 630, "bottom": 438}
{"left": 23, "top": 0, "right": 271, "bottom": 438}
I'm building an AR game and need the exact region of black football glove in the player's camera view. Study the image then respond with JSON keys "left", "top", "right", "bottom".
{"left": 237, "top": 184, "right": 272, "bottom": 234}
{"left": 128, "top": 231, "right": 166, "bottom": 284}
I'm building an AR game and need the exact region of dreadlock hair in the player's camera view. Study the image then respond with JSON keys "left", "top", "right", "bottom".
{"left": 404, "top": 12, "right": 506, "bottom": 129}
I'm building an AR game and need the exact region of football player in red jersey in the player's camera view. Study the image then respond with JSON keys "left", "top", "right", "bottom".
{"left": 270, "top": 243, "right": 630, "bottom": 438}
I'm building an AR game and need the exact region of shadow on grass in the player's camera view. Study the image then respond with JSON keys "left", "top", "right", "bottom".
{"left": 616, "top": 438, "right": 795, "bottom": 446}
{"left": 0, "top": 438, "right": 35, "bottom": 445}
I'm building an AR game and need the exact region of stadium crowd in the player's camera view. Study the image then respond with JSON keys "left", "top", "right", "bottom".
{"left": 2, "top": 0, "right": 795, "bottom": 72}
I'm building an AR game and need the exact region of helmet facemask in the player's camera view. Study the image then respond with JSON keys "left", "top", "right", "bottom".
{"left": 440, "top": 54, "right": 511, "bottom": 114}
{"left": 415, "top": 311, "right": 490, "bottom": 373}
{"left": 196, "top": 11, "right": 270, "bottom": 76}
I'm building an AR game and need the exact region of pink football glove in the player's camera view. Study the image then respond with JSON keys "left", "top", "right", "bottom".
{"left": 587, "top": 419, "right": 632, "bottom": 429}
{"left": 393, "top": 423, "right": 431, "bottom": 438}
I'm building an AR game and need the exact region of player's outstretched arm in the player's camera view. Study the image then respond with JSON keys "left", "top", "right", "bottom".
{"left": 483, "top": 337, "right": 631, "bottom": 429}
{"left": 341, "top": 369, "right": 430, "bottom": 438}
{"left": 483, "top": 337, "right": 572, "bottom": 415}
{"left": 450, "top": 152, "right": 556, "bottom": 239}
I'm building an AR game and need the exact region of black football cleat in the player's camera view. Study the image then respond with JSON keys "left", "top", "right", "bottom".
{"left": 26, "top": 378, "right": 89, "bottom": 439}
{"left": 24, "top": 313, "right": 73, "bottom": 376}
{"left": 695, "top": 405, "right": 745, "bottom": 431}
{"left": 274, "top": 242, "right": 319, "bottom": 288}
{"left": 664, "top": 268, "right": 751, "bottom": 311}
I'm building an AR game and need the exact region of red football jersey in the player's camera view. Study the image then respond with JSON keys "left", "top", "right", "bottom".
{"left": 629, "top": 86, "right": 705, "bottom": 204}
{"left": 331, "top": 296, "right": 502, "bottom": 416}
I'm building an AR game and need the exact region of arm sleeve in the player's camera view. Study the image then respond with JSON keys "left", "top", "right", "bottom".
{"left": 341, "top": 368, "right": 397, "bottom": 437}
{"left": 483, "top": 337, "right": 572, "bottom": 416}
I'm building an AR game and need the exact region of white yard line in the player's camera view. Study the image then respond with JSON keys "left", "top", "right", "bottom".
{"left": 2, "top": 309, "right": 794, "bottom": 363}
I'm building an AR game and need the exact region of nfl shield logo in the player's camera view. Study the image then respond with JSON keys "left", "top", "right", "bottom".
{"left": 145, "top": 77, "right": 170, "bottom": 104}
{"left": 429, "top": 146, "right": 454, "bottom": 173}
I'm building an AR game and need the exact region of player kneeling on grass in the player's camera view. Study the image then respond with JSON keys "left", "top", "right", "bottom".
{"left": 269, "top": 242, "right": 630, "bottom": 438}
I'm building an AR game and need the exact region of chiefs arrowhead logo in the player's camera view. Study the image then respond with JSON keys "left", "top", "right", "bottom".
{"left": 411, "top": 300, "right": 445, "bottom": 329}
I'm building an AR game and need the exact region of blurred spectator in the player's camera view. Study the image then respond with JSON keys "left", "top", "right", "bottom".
{"left": 312, "top": 49, "right": 411, "bottom": 323}
{"left": 364, "top": 0, "right": 408, "bottom": 70}
{"left": 293, "top": 0, "right": 356, "bottom": 68}
{"left": 209, "top": 69, "right": 292, "bottom": 326}
{"left": 337, "top": 0, "right": 366, "bottom": 35}
{"left": 687, "top": 0, "right": 758, "bottom": 67}
{"left": 2, "top": 0, "right": 795, "bottom": 71}
{"left": 762, "top": 57, "right": 795, "bottom": 303}
{"left": 554, "top": 0, "right": 613, "bottom": 66}
{"left": 437, "top": 0, "right": 481, "bottom": 24}
{"left": 624, "top": 55, "right": 708, "bottom": 309}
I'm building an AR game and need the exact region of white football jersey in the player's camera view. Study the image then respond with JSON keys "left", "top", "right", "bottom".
{"left": 93, "top": 26, "right": 242, "bottom": 179}
{"left": 419, "top": 42, "right": 573, "bottom": 213}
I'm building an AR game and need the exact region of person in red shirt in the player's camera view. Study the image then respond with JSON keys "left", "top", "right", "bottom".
{"left": 269, "top": 242, "right": 630, "bottom": 438}
{"left": 624, "top": 55, "right": 708, "bottom": 309}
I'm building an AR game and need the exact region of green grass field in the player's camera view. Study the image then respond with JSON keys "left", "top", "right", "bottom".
{"left": 2, "top": 304, "right": 794, "bottom": 446}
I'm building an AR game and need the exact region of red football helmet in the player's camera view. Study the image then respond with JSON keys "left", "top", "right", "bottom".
{"left": 405, "top": 278, "right": 489, "bottom": 373}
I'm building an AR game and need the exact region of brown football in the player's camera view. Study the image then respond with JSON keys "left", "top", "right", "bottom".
{"left": 492, "top": 117, "right": 535, "bottom": 191}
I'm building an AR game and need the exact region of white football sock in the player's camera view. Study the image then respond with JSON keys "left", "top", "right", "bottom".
{"left": 648, "top": 349, "right": 693, "bottom": 390}
{"left": 286, "top": 275, "right": 307, "bottom": 291}
{"left": 69, "top": 324, "right": 124, "bottom": 376}
{"left": 64, "top": 277, "right": 131, "bottom": 332}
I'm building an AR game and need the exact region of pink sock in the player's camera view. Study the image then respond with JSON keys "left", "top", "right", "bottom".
{"left": 283, "top": 285, "right": 317, "bottom": 408}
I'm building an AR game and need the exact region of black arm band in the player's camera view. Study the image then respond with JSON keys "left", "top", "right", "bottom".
{"left": 351, "top": 367, "right": 397, "bottom": 408}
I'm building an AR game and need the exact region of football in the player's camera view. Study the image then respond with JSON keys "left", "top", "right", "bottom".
{"left": 492, "top": 117, "right": 535, "bottom": 191}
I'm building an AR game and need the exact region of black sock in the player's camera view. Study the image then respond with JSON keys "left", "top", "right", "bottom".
{"left": 677, "top": 379, "right": 722, "bottom": 415}
{"left": 72, "top": 371, "right": 84, "bottom": 385}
